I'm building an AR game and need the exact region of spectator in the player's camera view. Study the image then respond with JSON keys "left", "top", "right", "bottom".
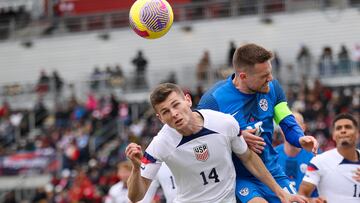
{"left": 105, "top": 160, "right": 132, "bottom": 203}
{"left": 109, "top": 64, "right": 125, "bottom": 88}
{"left": 132, "top": 50, "right": 148, "bottom": 89}
{"left": 51, "top": 70, "right": 64, "bottom": 94}
{"left": 296, "top": 45, "right": 313, "bottom": 78}
{"left": 272, "top": 51, "right": 282, "bottom": 82}
{"left": 319, "top": 46, "right": 334, "bottom": 76}
{"left": 353, "top": 44, "right": 360, "bottom": 72}
{"left": 90, "top": 66, "right": 103, "bottom": 90}
{"left": 196, "top": 50, "right": 210, "bottom": 83}
{"left": 228, "top": 41, "right": 236, "bottom": 67}
{"left": 33, "top": 97, "right": 48, "bottom": 128}
{"left": 36, "top": 70, "right": 50, "bottom": 93}
{"left": 337, "top": 44, "right": 350, "bottom": 74}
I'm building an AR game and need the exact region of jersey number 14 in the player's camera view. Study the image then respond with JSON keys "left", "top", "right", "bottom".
{"left": 200, "top": 168, "right": 220, "bottom": 185}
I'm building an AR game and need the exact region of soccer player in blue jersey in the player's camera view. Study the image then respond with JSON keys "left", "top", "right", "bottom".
{"left": 275, "top": 112, "right": 318, "bottom": 197}
{"left": 197, "top": 43, "right": 318, "bottom": 203}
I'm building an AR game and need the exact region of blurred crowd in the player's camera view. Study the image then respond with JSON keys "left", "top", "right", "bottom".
{"left": 0, "top": 43, "right": 359, "bottom": 202}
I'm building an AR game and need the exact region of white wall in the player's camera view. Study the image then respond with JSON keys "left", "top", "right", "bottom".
{"left": 0, "top": 8, "right": 359, "bottom": 88}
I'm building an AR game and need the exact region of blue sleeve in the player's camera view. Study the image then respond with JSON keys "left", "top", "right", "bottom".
{"left": 279, "top": 114, "right": 304, "bottom": 148}
{"left": 272, "top": 79, "right": 286, "bottom": 104}
{"left": 197, "top": 92, "right": 220, "bottom": 111}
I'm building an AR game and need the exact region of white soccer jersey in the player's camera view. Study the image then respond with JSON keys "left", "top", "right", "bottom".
{"left": 105, "top": 181, "right": 130, "bottom": 203}
{"left": 140, "top": 163, "right": 176, "bottom": 203}
{"left": 302, "top": 148, "right": 360, "bottom": 203}
{"left": 141, "top": 109, "right": 248, "bottom": 203}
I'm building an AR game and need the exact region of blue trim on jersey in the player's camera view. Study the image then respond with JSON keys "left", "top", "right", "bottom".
{"left": 177, "top": 127, "right": 218, "bottom": 147}
{"left": 279, "top": 115, "right": 304, "bottom": 148}
{"left": 143, "top": 152, "right": 157, "bottom": 163}
{"left": 340, "top": 151, "right": 360, "bottom": 165}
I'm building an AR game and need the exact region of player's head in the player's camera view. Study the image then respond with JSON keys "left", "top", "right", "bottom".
{"left": 150, "top": 83, "right": 193, "bottom": 130}
{"left": 332, "top": 113, "right": 359, "bottom": 148}
{"left": 117, "top": 160, "right": 132, "bottom": 182}
{"left": 233, "top": 43, "right": 273, "bottom": 93}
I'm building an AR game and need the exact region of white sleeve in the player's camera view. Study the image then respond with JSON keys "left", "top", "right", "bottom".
{"left": 138, "top": 177, "right": 160, "bottom": 203}
{"left": 227, "top": 115, "right": 248, "bottom": 155}
{"left": 302, "top": 157, "right": 321, "bottom": 186}
{"left": 141, "top": 137, "right": 164, "bottom": 180}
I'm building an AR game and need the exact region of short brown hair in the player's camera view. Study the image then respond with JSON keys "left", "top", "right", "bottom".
{"left": 150, "top": 83, "right": 184, "bottom": 109}
{"left": 232, "top": 43, "right": 273, "bottom": 71}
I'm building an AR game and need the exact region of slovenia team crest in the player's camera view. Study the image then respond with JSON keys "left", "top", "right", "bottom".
{"left": 193, "top": 144, "right": 209, "bottom": 161}
{"left": 259, "top": 99, "right": 268, "bottom": 111}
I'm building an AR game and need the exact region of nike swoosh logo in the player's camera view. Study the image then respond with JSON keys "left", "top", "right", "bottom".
{"left": 140, "top": 166, "right": 145, "bottom": 170}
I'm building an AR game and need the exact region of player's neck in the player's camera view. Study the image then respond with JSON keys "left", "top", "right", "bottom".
{"left": 178, "top": 111, "right": 204, "bottom": 136}
{"left": 337, "top": 147, "right": 359, "bottom": 162}
{"left": 232, "top": 75, "right": 254, "bottom": 94}
{"left": 284, "top": 142, "right": 301, "bottom": 157}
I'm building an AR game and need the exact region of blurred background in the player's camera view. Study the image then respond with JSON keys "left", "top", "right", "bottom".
{"left": 0, "top": 0, "right": 359, "bottom": 202}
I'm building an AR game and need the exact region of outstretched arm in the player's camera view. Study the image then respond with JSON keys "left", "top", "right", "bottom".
{"left": 125, "top": 143, "right": 152, "bottom": 202}
{"left": 236, "top": 147, "right": 308, "bottom": 203}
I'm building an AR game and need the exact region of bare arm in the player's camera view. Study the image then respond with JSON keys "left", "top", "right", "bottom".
{"left": 125, "top": 143, "right": 152, "bottom": 202}
{"left": 298, "top": 181, "right": 316, "bottom": 197}
{"left": 298, "top": 181, "right": 327, "bottom": 203}
{"left": 237, "top": 149, "right": 283, "bottom": 196}
{"left": 127, "top": 168, "right": 152, "bottom": 202}
{"left": 236, "top": 148, "right": 308, "bottom": 203}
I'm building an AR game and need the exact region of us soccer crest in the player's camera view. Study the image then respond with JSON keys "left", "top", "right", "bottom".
{"left": 193, "top": 144, "right": 209, "bottom": 161}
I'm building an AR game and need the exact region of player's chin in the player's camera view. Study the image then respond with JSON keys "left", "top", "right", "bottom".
{"left": 259, "top": 86, "right": 270, "bottom": 93}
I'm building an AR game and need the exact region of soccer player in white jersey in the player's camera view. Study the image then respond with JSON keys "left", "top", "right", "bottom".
{"left": 139, "top": 163, "right": 176, "bottom": 203}
{"left": 126, "top": 83, "right": 307, "bottom": 203}
{"left": 299, "top": 113, "right": 360, "bottom": 203}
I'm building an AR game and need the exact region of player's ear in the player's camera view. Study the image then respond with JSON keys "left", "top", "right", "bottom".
{"left": 238, "top": 72, "right": 247, "bottom": 80}
{"left": 184, "top": 93, "right": 192, "bottom": 107}
{"left": 156, "top": 113, "right": 166, "bottom": 124}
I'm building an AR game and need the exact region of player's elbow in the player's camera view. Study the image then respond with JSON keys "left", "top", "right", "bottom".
{"left": 128, "top": 193, "right": 143, "bottom": 203}
{"left": 298, "top": 181, "right": 315, "bottom": 197}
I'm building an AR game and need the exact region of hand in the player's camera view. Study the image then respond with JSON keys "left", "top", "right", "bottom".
{"left": 299, "top": 136, "right": 319, "bottom": 155}
{"left": 242, "top": 129, "right": 266, "bottom": 154}
{"left": 353, "top": 167, "right": 360, "bottom": 182}
{"left": 278, "top": 192, "right": 308, "bottom": 203}
{"left": 309, "top": 197, "right": 327, "bottom": 203}
{"left": 125, "top": 143, "right": 143, "bottom": 168}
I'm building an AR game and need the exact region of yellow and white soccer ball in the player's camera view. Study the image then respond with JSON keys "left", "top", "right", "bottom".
{"left": 129, "top": 0, "right": 174, "bottom": 39}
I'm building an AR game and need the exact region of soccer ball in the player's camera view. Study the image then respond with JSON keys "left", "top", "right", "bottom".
{"left": 129, "top": 0, "right": 174, "bottom": 39}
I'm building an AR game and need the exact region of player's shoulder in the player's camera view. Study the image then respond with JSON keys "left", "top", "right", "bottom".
{"left": 311, "top": 148, "right": 340, "bottom": 164}
{"left": 199, "top": 109, "right": 239, "bottom": 135}
{"left": 199, "top": 109, "right": 237, "bottom": 125}
{"left": 274, "top": 143, "right": 284, "bottom": 153}
{"left": 267, "top": 79, "right": 283, "bottom": 94}
{"left": 152, "top": 125, "right": 181, "bottom": 147}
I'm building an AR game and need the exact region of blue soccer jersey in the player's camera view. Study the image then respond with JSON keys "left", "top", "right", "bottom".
{"left": 198, "top": 74, "right": 304, "bottom": 202}
{"left": 275, "top": 144, "right": 319, "bottom": 197}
